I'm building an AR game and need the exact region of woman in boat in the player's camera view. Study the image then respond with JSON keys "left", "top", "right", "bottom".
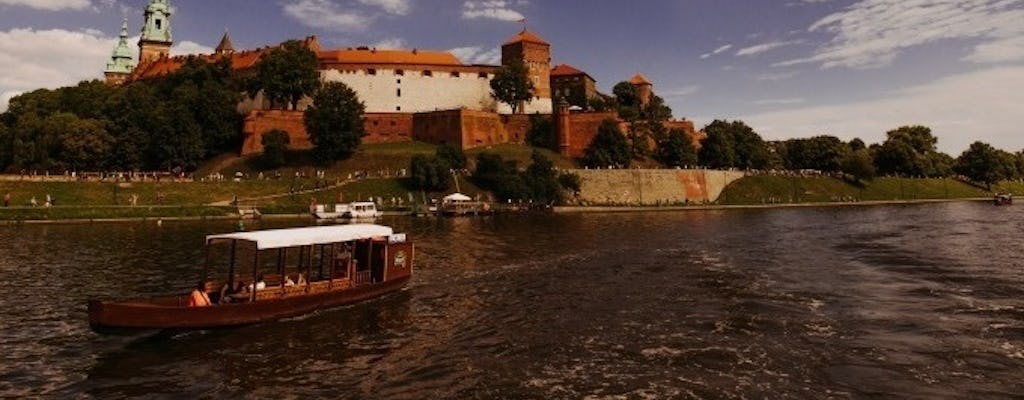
{"left": 189, "top": 282, "right": 211, "bottom": 307}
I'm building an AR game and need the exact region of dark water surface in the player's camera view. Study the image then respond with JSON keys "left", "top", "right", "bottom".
{"left": 1, "top": 202, "right": 1023, "bottom": 399}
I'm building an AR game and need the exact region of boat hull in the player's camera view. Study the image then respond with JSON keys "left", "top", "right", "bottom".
{"left": 88, "top": 275, "right": 410, "bottom": 331}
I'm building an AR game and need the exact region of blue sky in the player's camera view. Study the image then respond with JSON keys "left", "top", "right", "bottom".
{"left": 1, "top": 0, "right": 1022, "bottom": 154}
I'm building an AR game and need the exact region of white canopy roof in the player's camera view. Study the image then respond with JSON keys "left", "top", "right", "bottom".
{"left": 206, "top": 224, "right": 394, "bottom": 250}
{"left": 443, "top": 193, "right": 472, "bottom": 202}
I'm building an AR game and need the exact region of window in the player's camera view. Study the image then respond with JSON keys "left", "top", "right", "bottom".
{"left": 451, "top": 71, "right": 460, "bottom": 78}
{"left": 367, "top": 69, "right": 377, "bottom": 75}
{"left": 396, "top": 88, "right": 401, "bottom": 97}
{"left": 155, "top": 19, "right": 162, "bottom": 30}
{"left": 395, "top": 69, "right": 404, "bottom": 76}
{"left": 396, "top": 106, "right": 401, "bottom": 111}
{"left": 396, "top": 79, "right": 401, "bottom": 84}
{"left": 479, "top": 72, "right": 488, "bottom": 79}
{"left": 423, "top": 70, "right": 432, "bottom": 77}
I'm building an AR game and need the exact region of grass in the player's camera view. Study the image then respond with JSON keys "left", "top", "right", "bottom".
{"left": 0, "top": 206, "right": 233, "bottom": 221}
{"left": 718, "top": 176, "right": 991, "bottom": 205}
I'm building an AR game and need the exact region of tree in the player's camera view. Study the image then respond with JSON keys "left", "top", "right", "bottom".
{"left": 61, "top": 115, "right": 113, "bottom": 171}
{"left": 304, "top": 82, "right": 366, "bottom": 164}
{"left": 409, "top": 154, "right": 452, "bottom": 192}
{"left": 436, "top": 144, "right": 468, "bottom": 170}
{"left": 490, "top": 59, "right": 534, "bottom": 114}
{"left": 873, "top": 125, "right": 952, "bottom": 177}
{"left": 698, "top": 123, "right": 735, "bottom": 169}
{"left": 558, "top": 172, "right": 582, "bottom": 196}
{"left": 472, "top": 152, "right": 528, "bottom": 202}
{"left": 523, "top": 150, "right": 563, "bottom": 205}
{"left": 840, "top": 149, "right": 876, "bottom": 182}
{"left": 781, "top": 136, "right": 848, "bottom": 171}
{"left": 249, "top": 39, "right": 320, "bottom": 110}
{"left": 526, "top": 114, "right": 556, "bottom": 150}
{"left": 655, "top": 128, "right": 698, "bottom": 167}
{"left": 612, "top": 81, "right": 640, "bottom": 121}
{"left": 260, "top": 129, "right": 291, "bottom": 169}
{"left": 954, "top": 141, "right": 1006, "bottom": 188}
{"left": 580, "top": 118, "right": 630, "bottom": 168}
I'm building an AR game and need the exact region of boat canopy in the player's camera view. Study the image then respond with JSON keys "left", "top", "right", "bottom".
{"left": 206, "top": 224, "right": 394, "bottom": 250}
{"left": 443, "top": 193, "right": 472, "bottom": 202}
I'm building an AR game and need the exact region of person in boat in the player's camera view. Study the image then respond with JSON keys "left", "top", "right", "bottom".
{"left": 297, "top": 273, "right": 307, "bottom": 285}
{"left": 247, "top": 274, "right": 266, "bottom": 292}
{"left": 336, "top": 244, "right": 352, "bottom": 269}
{"left": 284, "top": 274, "right": 295, "bottom": 287}
{"left": 189, "top": 282, "right": 212, "bottom": 307}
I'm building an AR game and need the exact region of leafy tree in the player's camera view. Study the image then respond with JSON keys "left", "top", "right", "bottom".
{"left": 523, "top": 150, "right": 563, "bottom": 205}
{"left": 409, "top": 154, "right": 452, "bottom": 192}
{"left": 655, "top": 128, "right": 698, "bottom": 167}
{"left": 436, "top": 144, "right": 468, "bottom": 170}
{"left": 162, "top": 57, "right": 243, "bottom": 154}
{"left": 588, "top": 95, "right": 613, "bottom": 112}
{"left": 873, "top": 125, "right": 950, "bottom": 177}
{"left": 781, "top": 136, "right": 848, "bottom": 171}
{"left": 526, "top": 114, "right": 556, "bottom": 150}
{"left": 612, "top": 81, "right": 640, "bottom": 121}
{"left": 304, "top": 82, "right": 366, "bottom": 164}
{"left": 249, "top": 39, "right": 320, "bottom": 110}
{"left": 61, "top": 115, "right": 113, "bottom": 171}
{"left": 558, "top": 172, "right": 582, "bottom": 195}
{"left": 490, "top": 59, "right": 534, "bottom": 114}
{"left": 954, "top": 141, "right": 1007, "bottom": 188}
{"left": 103, "top": 82, "right": 168, "bottom": 170}
{"left": 581, "top": 118, "right": 630, "bottom": 168}
{"left": 849, "top": 138, "right": 867, "bottom": 152}
{"left": 0, "top": 123, "right": 8, "bottom": 171}
{"left": 840, "top": 149, "right": 876, "bottom": 182}
{"left": 472, "top": 152, "right": 528, "bottom": 201}
{"left": 260, "top": 129, "right": 291, "bottom": 169}
{"left": 151, "top": 83, "right": 207, "bottom": 170}
{"left": 645, "top": 94, "right": 673, "bottom": 120}
{"left": 698, "top": 123, "right": 735, "bottom": 169}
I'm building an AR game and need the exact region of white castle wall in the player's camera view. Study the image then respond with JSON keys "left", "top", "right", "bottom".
{"left": 322, "top": 69, "right": 501, "bottom": 114}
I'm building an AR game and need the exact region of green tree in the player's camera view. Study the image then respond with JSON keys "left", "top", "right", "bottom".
{"left": 523, "top": 150, "right": 563, "bottom": 205}
{"left": 304, "top": 82, "right": 366, "bottom": 164}
{"left": 103, "top": 82, "right": 168, "bottom": 170}
{"left": 436, "top": 144, "right": 468, "bottom": 170}
{"left": 61, "top": 116, "right": 113, "bottom": 171}
{"left": 581, "top": 118, "right": 630, "bottom": 168}
{"left": 874, "top": 125, "right": 951, "bottom": 177}
{"left": 0, "top": 123, "right": 8, "bottom": 171}
{"left": 409, "top": 154, "right": 452, "bottom": 191}
{"left": 526, "top": 114, "right": 556, "bottom": 150}
{"left": 490, "top": 59, "right": 534, "bottom": 114}
{"left": 249, "top": 39, "right": 320, "bottom": 110}
{"left": 260, "top": 129, "right": 291, "bottom": 169}
{"left": 472, "top": 152, "right": 528, "bottom": 201}
{"left": 558, "top": 172, "right": 582, "bottom": 195}
{"left": 644, "top": 94, "right": 673, "bottom": 120}
{"left": 162, "top": 57, "right": 243, "bottom": 154}
{"left": 152, "top": 83, "right": 207, "bottom": 170}
{"left": 954, "top": 141, "right": 1007, "bottom": 188}
{"left": 840, "top": 149, "right": 876, "bottom": 182}
{"left": 612, "top": 81, "right": 640, "bottom": 121}
{"left": 781, "top": 136, "right": 849, "bottom": 171}
{"left": 655, "top": 128, "right": 698, "bottom": 167}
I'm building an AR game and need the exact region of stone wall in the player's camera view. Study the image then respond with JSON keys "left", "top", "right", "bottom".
{"left": 241, "top": 110, "right": 311, "bottom": 155}
{"left": 412, "top": 109, "right": 510, "bottom": 149}
{"left": 560, "top": 112, "right": 619, "bottom": 158}
{"left": 321, "top": 68, "right": 498, "bottom": 114}
{"left": 569, "top": 169, "right": 746, "bottom": 205}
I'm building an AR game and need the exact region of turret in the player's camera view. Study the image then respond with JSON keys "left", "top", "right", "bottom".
{"left": 139, "top": 0, "right": 173, "bottom": 64}
{"left": 501, "top": 29, "right": 552, "bottom": 114}
{"left": 105, "top": 18, "right": 135, "bottom": 85}
{"left": 630, "top": 73, "right": 653, "bottom": 110}
{"left": 215, "top": 30, "right": 234, "bottom": 56}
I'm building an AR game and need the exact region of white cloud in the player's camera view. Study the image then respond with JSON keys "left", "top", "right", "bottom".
{"left": 0, "top": 28, "right": 116, "bottom": 111}
{"left": 372, "top": 37, "right": 407, "bottom": 50}
{"left": 357, "top": 0, "right": 410, "bottom": 15}
{"left": 735, "top": 40, "right": 801, "bottom": 56}
{"left": 736, "top": 67, "right": 1024, "bottom": 153}
{"left": 282, "top": 0, "right": 371, "bottom": 32}
{"left": 171, "top": 41, "right": 213, "bottom": 55}
{"left": 462, "top": 0, "right": 525, "bottom": 21}
{"left": 661, "top": 85, "right": 700, "bottom": 98}
{"left": 754, "top": 98, "right": 806, "bottom": 106}
{"left": 755, "top": 71, "right": 799, "bottom": 81}
{"left": 700, "top": 44, "right": 732, "bottom": 59}
{"left": 778, "top": 0, "right": 1024, "bottom": 69}
{"left": 0, "top": 0, "right": 91, "bottom": 11}
{"left": 449, "top": 45, "right": 501, "bottom": 65}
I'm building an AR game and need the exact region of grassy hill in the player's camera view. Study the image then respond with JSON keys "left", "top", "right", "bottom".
{"left": 718, "top": 176, "right": 992, "bottom": 205}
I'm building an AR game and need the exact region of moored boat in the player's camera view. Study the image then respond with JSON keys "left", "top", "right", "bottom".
{"left": 313, "top": 201, "right": 382, "bottom": 220}
{"left": 88, "top": 224, "right": 413, "bottom": 331}
{"left": 440, "top": 193, "right": 492, "bottom": 216}
{"left": 994, "top": 193, "right": 1013, "bottom": 206}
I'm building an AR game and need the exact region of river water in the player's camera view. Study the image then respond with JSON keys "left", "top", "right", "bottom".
{"left": 1, "top": 202, "right": 1022, "bottom": 399}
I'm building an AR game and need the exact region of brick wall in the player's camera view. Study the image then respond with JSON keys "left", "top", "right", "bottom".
{"left": 363, "top": 113, "right": 414, "bottom": 143}
{"left": 559, "top": 112, "right": 619, "bottom": 159}
{"left": 241, "top": 110, "right": 310, "bottom": 156}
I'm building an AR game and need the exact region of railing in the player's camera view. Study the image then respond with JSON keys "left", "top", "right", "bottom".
{"left": 354, "top": 271, "right": 372, "bottom": 286}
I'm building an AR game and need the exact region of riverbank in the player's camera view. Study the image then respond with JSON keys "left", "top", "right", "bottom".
{"left": 554, "top": 197, "right": 993, "bottom": 214}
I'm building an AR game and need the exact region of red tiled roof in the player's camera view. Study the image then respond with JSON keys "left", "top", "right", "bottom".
{"left": 319, "top": 48, "right": 462, "bottom": 66}
{"left": 629, "top": 73, "right": 652, "bottom": 85}
{"left": 504, "top": 29, "right": 549, "bottom": 46}
{"left": 131, "top": 37, "right": 320, "bottom": 80}
{"left": 550, "top": 64, "right": 585, "bottom": 76}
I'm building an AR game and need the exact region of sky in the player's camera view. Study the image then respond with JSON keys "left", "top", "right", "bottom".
{"left": 0, "top": 0, "right": 1022, "bottom": 154}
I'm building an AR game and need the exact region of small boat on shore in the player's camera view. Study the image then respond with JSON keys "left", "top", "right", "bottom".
{"left": 313, "top": 201, "right": 382, "bottom": 220}
{"left": 994, "top": 193, "right": 1013, "bottom": 206}
{"left": 88, "top": 224, "right": 414, "bottom": 331}
{"left": 440, "top": 193, "right": 492, "bottom": 217}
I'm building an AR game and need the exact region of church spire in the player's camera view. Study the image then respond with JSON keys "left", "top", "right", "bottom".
{"left": 215, "top": 30, "right": 234, "bottom": 56}
{"left": 138, "top": 0, "right": 173, "bottom": 63}
{"left": 105, "top": 17, "right": 135, "bottom": 85}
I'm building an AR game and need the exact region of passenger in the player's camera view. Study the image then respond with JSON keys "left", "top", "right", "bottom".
{"left": 247, "top": 274, "right": 266, "bottom": 291}
{"left": 189, "top": 282, "right": 212, "bottom": 307}
{"left": 297, "top": 273, "right": 308, "bottom": 285}
{"left": 284, "top": 275, "right": 295, "bottom": 287}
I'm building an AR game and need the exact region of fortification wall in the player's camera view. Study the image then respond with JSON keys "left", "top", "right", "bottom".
{"left": 569, "top": 169, "right": 746, "bottom": 205}
{"left": 241, "top": 111, "right": 415, "bottom": 155}
{"left": 562, "top": 112, "right": 618, "bottom": 158}
{"left": 321, "top": 69, "right": 497, "bottom": 114}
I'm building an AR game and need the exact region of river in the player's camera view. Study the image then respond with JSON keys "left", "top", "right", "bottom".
{"left": 0, "top": 202, "right": 1022, "bottom": 399}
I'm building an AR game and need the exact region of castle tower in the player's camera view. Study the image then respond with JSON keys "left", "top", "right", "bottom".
{"left": 104, "top": 18, "right": 135, "bottom": 85}
{"left": 215, "top": 30, "right": 234, "bottom": 56}
{"left": 501, "top": 29, "right": 552, "bottom": 114}
{"left": 630, "top": 73, "right": 653, "bottom": 110}
{"left": 138, "top": 0, "right": 173, "bottom": 64}
{"left": 555, "top": 98, "right": 572, "bottom": 157}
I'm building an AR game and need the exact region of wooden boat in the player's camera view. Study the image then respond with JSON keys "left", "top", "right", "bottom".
{"left": 88, "top": 224, "right": 413, "bottom": 331}
{"left": 994, "top": 193, "right": 1013, "bottom": 206}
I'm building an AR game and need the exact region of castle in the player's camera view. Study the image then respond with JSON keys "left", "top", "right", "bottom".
{"left": 105, "top": 0, "right": 701, "bottom": 159}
